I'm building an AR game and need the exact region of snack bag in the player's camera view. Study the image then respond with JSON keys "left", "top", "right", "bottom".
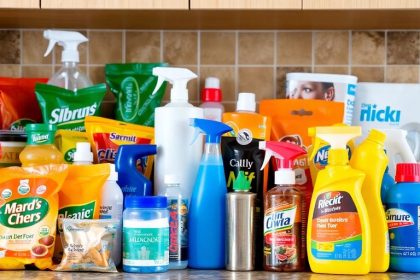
{"left": 0, "top": 77, "right": 48, "bottom": 130}
{"left": 0, "top": 164, "right": 68, "bottom": 270}
{"left": 105, "top": 63, "right": 168, "bottom": 127}
{"left": 85, "top": 116, "right": 155, "bottom": 179}
{"left": 35, "top": 83, "right": 106, "bottom": 131}
{"left": 55, "top": 130, "right": 88, "bottom": 163}
{"left": 53, "top": 219, "right": 118, "bottom": 272}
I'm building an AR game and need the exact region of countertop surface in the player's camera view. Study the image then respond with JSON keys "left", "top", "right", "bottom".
{"left": 0, "top": 270, "right": 418, "bottom": 280}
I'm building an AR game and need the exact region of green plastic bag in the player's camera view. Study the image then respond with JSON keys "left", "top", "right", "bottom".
{"left": 105, "top": 63, "right": 168, "bottom": 127}
{"left": 35, "top": 83, "right": 106, "bottom": 131}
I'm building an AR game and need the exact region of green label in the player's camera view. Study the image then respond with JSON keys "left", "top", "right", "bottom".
{"left": 10, "top": 118, "right": 35, "bottom": 131}
{"left": 30, "top": 132, "right": 53, "bottom": 145}
{"left": 64, "top": 148, "right": 76, "bottom": 163}
{"left": 58, "top": 201, "right": 95, "bottom": 220}
{"left": 0, "top": 197, "right": 49, "bottom": 228}
{"left": 123, "top": 227, "right": 169, "bottom": 267}
{"left": 120, "top": 77, "right": 140, "bottom": 122}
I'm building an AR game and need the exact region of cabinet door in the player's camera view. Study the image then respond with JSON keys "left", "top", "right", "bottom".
{"left": 304, "top": 0, "right": 420, "bottom": 9}
{"left": 0, "top": 0, "right": 39, "bottom": 8}
{"left": 190, "top": 0, "right": 301, "bottom": 9}
{"left": 41, "top": 0, "right": 188, "bottom": 10}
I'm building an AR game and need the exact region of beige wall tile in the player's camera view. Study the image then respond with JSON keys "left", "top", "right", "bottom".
{"left": 89, "top": 31, "right": 123, "bottom": 64}
{"left": 239, "top": 32, "right": 274, "bottom": 65}
{"left": 126, "top": 31, "right": 161, "bottom": 63}
{"left": 315, "top": 31, "right": 349, "bottom": 65}
{"left": 0, "top": 65, "right": 20, "bottom": 77}
{"left": 163, "top": 32, "right": 197, "bottom": 65}
{"left": 351, "top": 67, "right": 384, "bottom": 82}
{"left": 314, "top": 66, "right": 349, "bottom": 74}
{"left": 23, "top": 31, "right": 51, "bottom": 64}
{"left": 223, "top": 102, "right": 237, "bottom": 113}
{"left": 387, "top": 32, "right": 420, "bottom": 65}
{"left": 22, "top": 66, "right": 52, "bottom": 78}
{"left": 201, "top": 32, "right": 235, "bottom": 65}
{"left": 54, "top": 30, "right": 88, "bottom": 65}
{"left": 276, "top": 66, "right": 312, "bottom": 98}
{"left": 0, "top": 31, "right": 20, "bottom": 64}
{"left": 199, "top": 67, "right": 235, "bottom": 102}
{"left": 386, "top": 66, "right": 419, "bottom": 83}
{"left": 352, "top": 31, "right": 385, "bottom": 65}
{"left": 277, "top": 32, "right": 312, "bottom": 65}
{"left": 238, "top": 67, "right": 274, "bottom": 101}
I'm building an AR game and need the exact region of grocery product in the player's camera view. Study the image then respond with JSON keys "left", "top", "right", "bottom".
{"left": 54, "top": 130, "right": 88, "bottom": 163}
{"left": 0, "top": 131, "right": 26, "bottom": 167}
{"left": 200, "top": 77, "right": 224, "bottom": 121}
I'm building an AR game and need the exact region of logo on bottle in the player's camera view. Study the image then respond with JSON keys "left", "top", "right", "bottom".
{"left": 317, "top": 192, "right": 343, "bottom": 209}
{"left": 386, "top": 208, "right": 414, "bottom": 229}
{"left": 264, "top": 206, "right": 297, "bottom": 233}
{"left": 359, "top": 103, "right": 401, "bottom": 124}
{"left": 313, "top": 145, "right": 352, "bottom": 169}
{"left": 236, "top": 129, "right": 253, "bottom": 145}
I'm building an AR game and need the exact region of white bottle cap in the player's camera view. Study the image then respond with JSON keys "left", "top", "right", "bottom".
{"left": 205, "top": 77, "right": 220, "bottom": 89}
{"left": 275, "top": 169, "right": 295, "bottom": 185}
{"left": 236, "top": 92, "right": 256, "bottom": 112}
{"left": 73, "top": 142, "right": 93, "bottom": 163}
{"left": 107, "top": 164, "right": 118, "bottom": 181}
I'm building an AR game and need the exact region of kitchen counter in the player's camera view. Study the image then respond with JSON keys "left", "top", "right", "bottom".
{"left": 0, "top": 270, "right": 418, "bottom": 279}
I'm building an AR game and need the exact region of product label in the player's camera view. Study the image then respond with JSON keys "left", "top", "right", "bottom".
{"left": 359, "top": 103, "right": 401, "bottom": 125}
{"left": 119, "top": 77, "right": 140, "bottom": 123}
{"left": 311, "top": 191, "right": 362, "bottom": 260}
{"left": 9, "top": 118, "right": 35, "bottom": 131}
{"left": 168, "top": 198, "right": 188, "bottom": 262}
{"left": 123, "top": 227, "right": 169, "bottom": 267}
{"left": 387, "top": 204, "right": 420, "bottom": 258}
{"left": 58, "top": 201, "right": 95, "bottom": 220}
{"left": 264, "top": 204, "right": 300, "bottom": 266}
{"left": 312, "top": 145, "right": 352, "bottom": 170}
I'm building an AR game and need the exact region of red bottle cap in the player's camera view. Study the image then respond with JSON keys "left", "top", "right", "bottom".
{"left": 395, "top": 163, "right": 420, "bottom": 183}
{"left": 201, "top": 88, "right": 222, "bottom": 102}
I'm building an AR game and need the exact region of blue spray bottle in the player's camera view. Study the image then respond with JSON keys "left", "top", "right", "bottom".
{"left": 115, "top": 144, "right": 157, "bottom": 204}
{"left": 188, "top": 118, "right": 232, "bottom": 269}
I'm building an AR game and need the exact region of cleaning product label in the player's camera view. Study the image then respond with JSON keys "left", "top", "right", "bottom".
{"left": 311, "top": 191, "right": 362, "bottom": 260}
{"left": 387, "top": 205, "right": 420, "bottom": 258}
{"left": 35, "top": 83, "right": 106, "bottom": 131}
{"left": 168, "top": 198, "right": 188, "bottom": 262}
{"left": 263, "top": 204, "right": 300, "bottom": 266}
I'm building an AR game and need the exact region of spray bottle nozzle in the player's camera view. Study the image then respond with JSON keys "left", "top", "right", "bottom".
{"left": 43, "top": 30, "right": 88, "bottom": 63}
{"left": 152, "top": 67, "right": 197, "bottom": 100}
{"left": 190, "top": 118, "right": 232, "bottom": 144}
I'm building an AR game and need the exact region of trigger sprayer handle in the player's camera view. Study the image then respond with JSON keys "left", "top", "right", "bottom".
{"left": 44, "top": 39, "right": 56, "bottom": 57}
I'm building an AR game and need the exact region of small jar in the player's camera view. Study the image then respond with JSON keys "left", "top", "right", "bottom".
{"left": 123, "top": 196, "right": 169, "bottom": 273}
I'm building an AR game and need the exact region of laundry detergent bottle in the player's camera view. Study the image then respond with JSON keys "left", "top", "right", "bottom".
{"left": 307, "top": 126, "right": 370, "bottom": 275}
{"left": 188, "top": 118, "right": 232, "bottom": 269}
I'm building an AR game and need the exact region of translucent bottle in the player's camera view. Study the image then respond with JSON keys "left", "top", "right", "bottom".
{"left": 200, "top": 77, "right": 224, "bottom": 122}
{"left": 20, "top": 124, "right": 63, "bottom": 167}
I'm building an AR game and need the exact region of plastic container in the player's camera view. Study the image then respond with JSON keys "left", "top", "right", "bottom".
{"left": 0, "top": 131, "right": 26, "bottom": 167}
{"left": 123, "top": 196, "right": 169, "bottom": 273}
{"left": 72, "top": 142, "right": 93, "bottom": 165}
{"left": 19, "top": 124, "right": 63, "bottom": 167}
{"left": 200, "top": 77, "right": 224, "bottom": 121}
{"left": 386, "top": 163, "right": 420, "bottom": 272}
{"left": 286, "top": 73, "right": 357, "bottom": 125}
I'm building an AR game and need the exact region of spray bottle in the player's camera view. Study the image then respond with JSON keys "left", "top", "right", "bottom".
{"left": 43, "top": 29, "right": 92, "bottom": 90}
{"left": 153, "top": 67, "right": 203, "bottom": 202}
{"left": 188, "top": 118, "right": 232, "bottom": 269}
{"left": 307, "top": 126, "right": 370, "bottom": 275}
{"left": 259, "top": 141, "right": 307, "bottom": 272}
{"left": 350, "top": 129, "right": 389, "bottom": 272}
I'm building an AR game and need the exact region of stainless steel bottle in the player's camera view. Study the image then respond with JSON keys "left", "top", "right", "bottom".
{"left": 226, "top": 171, "right": 256, "bottom": 271}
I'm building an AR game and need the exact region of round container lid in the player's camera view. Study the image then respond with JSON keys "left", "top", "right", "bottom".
{"left": 73, "top": 142, "right": 93, "bottom": 163}
{"left": 236, "top": 92, "right": 256, "bottom": 112}
{"left": 125, "top": 196, "right": 167, "bottom": 209}
{"left": 25, "top": 123, "right": 57, "bottom": 133}
{"left": 395, "top": 163, "right": 420, "bottom": 183}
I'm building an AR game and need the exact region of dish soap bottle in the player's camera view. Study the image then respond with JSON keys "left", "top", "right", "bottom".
{"left": 259, "top": 141, "right": 307, "bottom": 272}
{"left": 307, "top": 126, "right": 370, "bottom": 275}
{"left": 152, "top": 67, "right": 204, "bottom": 203}
{"left": 188, "top": 118, "right": 232, "bottom": 269}
{"left": 350, "top": 129, "right": 389, "bottom": 272}
{"left": 43, "top": 29, "right": 92, "bottom": 90}
{"left": 200, "top": 77, "right": 224, "bottom": 121}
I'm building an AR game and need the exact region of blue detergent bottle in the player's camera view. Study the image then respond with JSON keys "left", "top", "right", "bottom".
{"left": 115, "top": 144, "right": 157, "bottom": 205}
{"left": 381, "top": 166, "right": 395, "bottom": 205}
{"left": 188, "top": 118, "right": 232, "bottom": 269}
{"left": 386, "top": 163, "right": 420, "bottom": 272}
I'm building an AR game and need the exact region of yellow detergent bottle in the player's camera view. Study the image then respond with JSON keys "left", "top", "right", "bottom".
{"left": 307, "top": 126, "right": 370, "bottom": 275}
{"left": 350, "top": 129, "right": 389, "bottom": 272}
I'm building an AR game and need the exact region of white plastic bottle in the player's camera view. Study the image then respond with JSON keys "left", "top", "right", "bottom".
{"left": 72, "top": 142, "right": 93, "bottom": 165}
{"left": 200, "top": 77, "right": 224, "bottom": 122}
{"left": 152, "top": 67, "right": 204, "bottom": 201}
{"left": 100, "top": 163, "right": 123, "bottom": 267}
{"left": 43, "top": 29, "right": 93, "bottom": 90}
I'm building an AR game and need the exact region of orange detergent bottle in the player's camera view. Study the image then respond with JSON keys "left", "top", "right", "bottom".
{"left": 19, "top": 124, "right": 63, "bottom": 166}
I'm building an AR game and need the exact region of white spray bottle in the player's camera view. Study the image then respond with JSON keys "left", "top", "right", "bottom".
{"left": 44, "top": 29, "right": 92, "bottom": 90}
{"left": 153, "top": 67, "right": 204, "bottom": 202}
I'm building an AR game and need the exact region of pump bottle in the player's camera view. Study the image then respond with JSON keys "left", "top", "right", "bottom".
{"left": 153, "top": 67, "right": 204, "bottom": 202}
{"left": 188, "top": 118, "right": 232, "bottom": 269}
{"left": 259, "top": 141, "right": 307, "bottom": 272}
{"left": 44, "top": 29, "right": 92, "bottom": 90}
{"left": 307, "top": 126, "right": 370, "bottom": 275}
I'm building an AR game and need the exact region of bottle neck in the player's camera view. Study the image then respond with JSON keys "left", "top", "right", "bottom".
{"left": 202, "top": 142, "right": 222, "bottom": 164}
{"left": 62, "top": 61, "right": 78, "bottom": 68}
{"left": 328, "top": 149, "right": 348, "bottom": 166}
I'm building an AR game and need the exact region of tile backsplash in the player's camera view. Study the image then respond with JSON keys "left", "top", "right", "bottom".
{"left": 1, "top": 29, "right": 420, "bottom": 113}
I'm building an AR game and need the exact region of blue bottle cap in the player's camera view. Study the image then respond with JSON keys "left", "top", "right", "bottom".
{"left": 125, "top": 196, "right": 167, "bottom": 209}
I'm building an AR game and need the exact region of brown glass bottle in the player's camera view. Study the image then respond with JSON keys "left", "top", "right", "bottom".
{"left": 263, "top": 184, "right": 304, "bottom": 272}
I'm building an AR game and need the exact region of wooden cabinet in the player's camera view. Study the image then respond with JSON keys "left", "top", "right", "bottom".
{"left": 41, "top": 0, "right": 188, "bottom": 10}
{"left": 190, "top": 0, "right": 301, "bottom": 9}
{"left": 303, "top": 0, "right": 420, "bottom": 9}
{"left": 0, "top": 0, "right": 39, "bottom": 8}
